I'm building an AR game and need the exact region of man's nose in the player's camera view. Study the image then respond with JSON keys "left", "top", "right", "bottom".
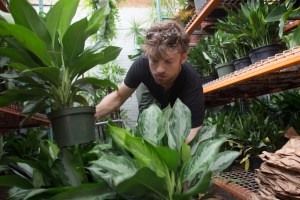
{"left": 156, "top": 62, "right": 165, "bottom": 73}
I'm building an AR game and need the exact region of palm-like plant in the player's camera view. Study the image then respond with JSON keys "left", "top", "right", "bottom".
{"left": 0, "top": 0, "right": 121, "bottom": 114}
{"left": 216, "top": 0, "right": 280, "bottom": 49}
{"left": 204, "top": 30, "right": 235, "bottom": 65}
{"left": 188, "top": 36, "right": 216, "bottom": 76}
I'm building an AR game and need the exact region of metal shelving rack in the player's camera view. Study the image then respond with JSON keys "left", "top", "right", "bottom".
{"left": 185, "top": 0, "right": 300, "bottom": 199}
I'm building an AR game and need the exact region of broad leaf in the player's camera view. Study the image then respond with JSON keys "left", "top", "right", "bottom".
{"left": 0, "top": 88, "right": 49, "bottom": 107}
{"left": 45, "top": 0, "right": 80, "bottom": 43}
{"left": 10, "top": 0, "right": 52, "bottom": 47}
{"left": 88, "top": 155, "right": 138, "bottom": 185}
{"left": 182, "top": 137, "right": 226, "bottom": 182}
{"left": 73, "top": 77, "right": 117, "bottom": 90}
{"left": 124, "top": 135, "right": 169, "bottom": 178}
{"left": 0, "top": 48, "right": 41, "bottom": 69}
{"left": 154, "top": 146, "right": 180, "bottom": 172}
{"left": 0, "top": 175, "right": 33, "bottom": 189}
{"left": 190, "top": 125, "right": 217, "bottom": 155}
{"left": 136, "top": 104, "right": 165, "bottom": 145}
{"left": 73, "top": 95, "right": 89, "bottom": 107}
{"left": 209, "top": 151, "right": 240, "bottom": 175}
{"left": 22, "top": 99, "right": 48, "bottom": 115}
{"left": 166, "top": 99, "right": 191, "bottom": 151}
{"left": 62, "top": 18, "right": 87, "bottom": 67}
{"left": 21, "top": 67, "right": 61, "bottom": 87}
{"left": 0, "top": 22, "right": 52, "bottom": 65}
{"left": 86, "top": 4, "right": 110, "bottom": 37}
{"left": 115, "top": 167, "right": 169, "bottom": 199}
{"left": 108, "top": 125, "right": 131, "bottom": 147}
{"left": 174, "top": 170, "right": 212, "bottom": 199}
{"left": 108, "top": 125, "right": 169, "bottom": 178}
{"left": 70, "top": 46, "right": 122, "bottom": 79}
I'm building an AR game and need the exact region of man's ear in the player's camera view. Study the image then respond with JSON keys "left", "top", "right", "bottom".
{"left": 180, "top": 52, "right": 188, "bottom": 64}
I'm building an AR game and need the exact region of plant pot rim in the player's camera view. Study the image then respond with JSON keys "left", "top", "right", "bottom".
{"left": 248, "top": 44, "right": 280, "bottom": 54}
{"left": 215, "top": 61, "right": 233, "bottom": 69}
{"left": 48, "top": 106, "right": 95, "bottom": 120}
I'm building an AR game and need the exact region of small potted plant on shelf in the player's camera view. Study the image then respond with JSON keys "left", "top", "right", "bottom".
{"left": 0, "top": 0, "right": 121, "bottom": 147}
{"left": 188, "top": 36, "right": 218, "bottom": 84}
{"left": 216, "top": 0, "right": 283, "bottom": 64}
{"left": 204, "top": 30, "right": 235, "bottom": 77}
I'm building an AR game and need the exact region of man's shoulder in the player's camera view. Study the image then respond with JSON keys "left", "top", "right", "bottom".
{"left": 182, "top": 62, "right": 201, "bottom": 80}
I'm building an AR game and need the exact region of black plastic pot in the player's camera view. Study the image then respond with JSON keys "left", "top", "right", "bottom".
{"left": 249, "top": 156, "right": 263, "bottom": 171}
{"left": 233, "top": 56, "right": 252, "bottom": 71}
{"left": 248, "top": 44, "right": 281, "bottom": 64}
{"left": 48, "top": 106, "right": 96, "bottom": 147}
{"left": 215, "top": 62, "right": 235, "bottom": 77}
{"left": 201, "top": 73, "right": 218, "bottom": 85}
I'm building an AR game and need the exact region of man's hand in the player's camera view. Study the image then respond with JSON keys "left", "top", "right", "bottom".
{"left": 94, "top": 83, "right": 135, "bottom": 121}
{"left": 185, "top": 126, "right": 201, "bottom": 144}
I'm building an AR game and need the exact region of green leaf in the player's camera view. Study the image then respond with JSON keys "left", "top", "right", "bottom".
{"left": 108, "top": 125, "right": 169, "bottom": 178}
{"left": 136, "top": 104, "right": 165, "bottom": 145}
{"left": 73, "top": 77, "right": 117, "bottom": 91}
{"left": 0, "top": 175, "right": 33, "bottom": 189}
{"left": 22, "top": 100, "right": 48, "bottom": 115}
{"left": 88, "top": 155, "right": 138, "bottom": 186}
{"left": 50, "top": 183, "right": 114, "bottom": 200}
{"left": 86, "top": 4, "right": 110, "bottom": 37}
{"left": 0, "top": 22, "right": 52, "bottom": 66}
{"left": 209, "top": 151, "right": 240, "bottom": 175}
{"left": 108, "top": 125, "right": 132, "bottom": 148}
{"left": 265, "top": 3, "right": 287, "bottom": 22}
{"left": 175, "top": 170, "right": 212, "bottom": 199}
{"left": 70, "top": 46, "right": 122, "bottom": 79}
{"left": 124, "top": 135, "right": 168, "bottom": 178}
{"left": 167, "top": 99, "right": 191, "bottom": 151}
{"left": 182, "top": 137, "right": 226, "bottom": 182}
{"left": 62, "top": 18, "right": 87, "bottom": 67}
{"left": 181, "top": 142, "right": 191, "bottom": 164}
{"left": 22, "top": 67, "right": 61, "bottom": 87}
{"left": 190, "top": 125, "right": 217, "bottom": 156}
{"left": 10, "top": 0, "right": 52, "bottom": 47}
{"left": 0, "top": 48, "right": 41, "bottom": 69}
{"left": 154, "top": 146, "right": 180, "bottom": 172}
{"left": 0, "top": 88, "right": 49, "bottom": 107}
{"left": 115, "top": 167, "right": 168, "bottom": 199}
{"left": 45, "top": 0, "right": 80, "bottom": 43}
{"left": 73, "top": 95, "right": 89, "bottom": 106}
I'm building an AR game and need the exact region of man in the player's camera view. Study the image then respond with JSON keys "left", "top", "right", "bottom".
{"left": 95, "top": 20, "right": 204, "bottom": 143}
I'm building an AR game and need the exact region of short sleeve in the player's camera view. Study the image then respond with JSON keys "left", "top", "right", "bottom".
{"left": 124, "top": 55, "right": 146, "bottom": 89}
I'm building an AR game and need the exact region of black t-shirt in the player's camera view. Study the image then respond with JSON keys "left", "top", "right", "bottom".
{"left": 124, "top": 55, "right": 205, "bottom": 128}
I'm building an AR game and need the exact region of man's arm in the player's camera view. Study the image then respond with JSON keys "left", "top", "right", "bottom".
{"left": 185, "top": 126, "right": 202, "bottom": 144}
{"left": 95, "top": 82, "right": 135, "bottom": 120}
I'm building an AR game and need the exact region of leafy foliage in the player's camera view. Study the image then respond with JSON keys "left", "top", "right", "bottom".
{"left": 0, "top": 0, "right": 121, "bottom": 115}
{"left": 216, "top": 0, "right": 280, "bottom": 49}
{"left": 88, "top": 99, "right": 240, "bottom": 199}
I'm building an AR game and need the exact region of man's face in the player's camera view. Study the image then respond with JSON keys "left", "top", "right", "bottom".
{"left": 149, "top": 51, "right": 187, "bottom": 89}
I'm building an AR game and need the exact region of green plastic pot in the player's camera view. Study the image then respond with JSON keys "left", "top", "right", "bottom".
{"left": 48, "top": 106, "right": 96, "bottom": 147}
{"left": 215, "top": 62, "right": 235, "bottom": 77}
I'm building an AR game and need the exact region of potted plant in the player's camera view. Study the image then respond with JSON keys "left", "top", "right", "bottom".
{"left": 188, "top": 36, "right": 218, "bottom": 84}
{"left": 0, "top": 0, "right": 121, "bottom": 147}
{"left": 88, "top": 99, "right": 240, "bottom": 199}
{"left": 216, "top": 0, "right": 283, "bottom": 64}
{"left": 205, "top": 30, "right": 235, "bottom": 77}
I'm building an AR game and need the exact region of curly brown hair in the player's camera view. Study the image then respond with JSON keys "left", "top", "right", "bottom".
{"left": 142, "top": 20, "right": 190, "bottom": 60}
